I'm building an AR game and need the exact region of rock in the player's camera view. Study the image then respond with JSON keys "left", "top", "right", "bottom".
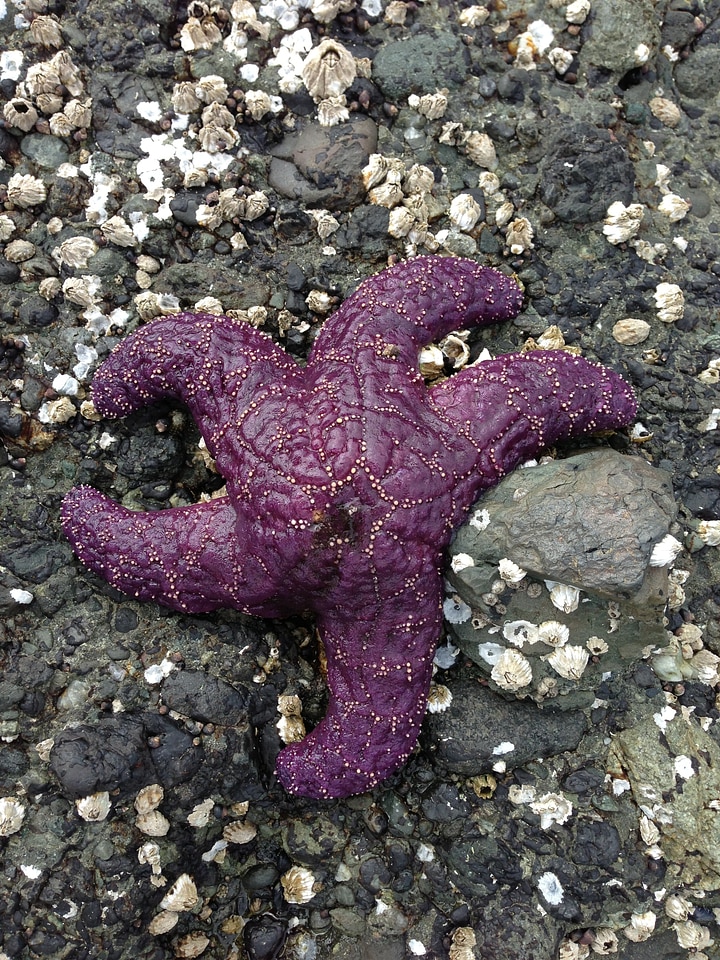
{"left": 607, "top": 710, "right": 720, "bottom": 890}
{"left": 538, "top": 122, "right": 636, "bottom": 223}
{"left": 269, "top": 117, "right": 377, "bottom": 210}
{"left": 425, "top": 681, "right": 588, "bottom": 775}
{"left": 449, "top": 450, "right": 676, "bottom": 601}
{"left": 243, "top": 914, "right": 288, "bottom": 960}
{"left": 161, "top": 669, "right": 250, "bottom": 725}
{"left": 372, "top": 31, "right": 470, "bottom": 101}
{"left": 578, "top": 0, "right": 661, "bottom": 75}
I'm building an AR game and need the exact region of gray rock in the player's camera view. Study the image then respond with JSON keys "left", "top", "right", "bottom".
{"left": 269, "top": 117, "right": 377, "bottom": 210}
{"left": 579, "top": 0, "right": 661, "bottom": 75}
{"left": 449, "top": 450, "right": 676, "bottom": 601}
{"left": 425, "top": 681, "right": 588, "bottom": 775}
{"left": 372, "top": 31, "right": 470, "bottom": 101}
{"left": 161, "top": 669, "right": 250, "bottom": 725}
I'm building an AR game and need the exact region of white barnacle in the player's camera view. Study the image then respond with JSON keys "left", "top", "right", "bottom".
{"left": 530, "top": 792, "right": 573, "bottom": 829}
{"left": 649, "top": 533, "right": 682, "bottom": 567}
{"left": 409, "top": 90, "right": 448, "bottom": 120}
{"left": 538, "top": 620, "right": 570, "bottom": 648}
{"left": 491, "top": 648, "right": 533, "bottom": 690}
{"left": 547, "top": 47, "right": 575, "bottom": 75}
{"left": 591, "top": 928, "right": 619, "bottom": 954}
{"left": 565, "top": 0, "right": 590, "bottom": 24}
{"left": 449, "top": 193, "right": 482, "bottom": 233}
{"left": 673, "top": 919, "right": 713, "bottom": 950}
{"left": 665, "top": 894, "right": 692, "bottom": 922}
{"left": 187, "top": 798, "right": 214, "bottom": 828}
{"left": 0, "top": 797, "right": 26, "bottom": 836}
{"left": 427, "top": 682, "right": 453, "bottom": 713}
{"left": 450, "top": 553, "right": 474, "bottom": 573}
{"left": 697, "top": 520, "right": 720, "bottom": 546}
{"left": 658, "top": 193, "right": 690, "bottom": 222}
{"left": 3, "top": 97, "right": 38, "bottom": 132}
{"left": 586, "top": 636, "right": 609, "bottom": 656}
{"left": 458, "top": 6, "right": 490, "bottom": 27}
{"left": 281, "top": 865, "right": 317, "bottom": 904}
{"left": 506, "top": 217, "right": 534, "bottom": 254}
{"left": 546, "top": 645, "right": 589, "bottom": 681}
{"left": 75, "top": 792, "right": 111, "bottom": 822}
{"left": 443, "top": 596, "right": 472, "bottom": 624}
{"left": 223, "top": 820, "right": 257, "bottom": 844}
{"left": 653, "top": 282, "right": 684, "bottom": 323}
{"left": 101, "top": 216, "right": 136, "bottom": 248}
{"left": 498, "top": 558, "right": 526, "bottom": 585}
{"left": 545, "top": 581, "right": 580, "bottom": 613}
{"left": 603, "top": 201, "right": 644, "bottom": 245}
{"left": 503, "top": 620, "right": 539, "bottom": 647}
{"left": 463, "top": 131, "right": 498, "bottom": 170}
{"left": 7, "top": 173, "right": 47, "bottom": 208}
{"left": 302, "top": 38, "right": 356, "bottom": 101}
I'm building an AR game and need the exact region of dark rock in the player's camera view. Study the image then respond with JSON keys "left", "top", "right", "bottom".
{"left": 161, "top": 669, "right": 250, "bottom": 725}
{"left": 243, "top": 914, "right": 288, "bottom": 960}
{"left": 538, "top": 123, "right": 635, "bottom": 223}
{"left": 572, "top": 821, "right": 621, "bottom": 867}
{"left": 426, "top": 682, "right": 588, "bottom": 775}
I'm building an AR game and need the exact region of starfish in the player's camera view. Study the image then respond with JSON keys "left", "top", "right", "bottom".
{"left": 61, "top": 255, "right": 637, "bottom": 799}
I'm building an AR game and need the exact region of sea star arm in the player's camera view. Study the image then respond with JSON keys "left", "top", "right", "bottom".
{"left": 274, "top": 549, "right": 443, "bottom": 799}
{"left": 429, "top": 349, "right": 638, "bottom": 501}
{"left": 90, "top": 314, "right": 298, "bottom": 460}
{"left": 308, "top": 255, "right": 523, "bottom": 369}
{"left": 61, "top": 485, "right": 249, "bottom": 614}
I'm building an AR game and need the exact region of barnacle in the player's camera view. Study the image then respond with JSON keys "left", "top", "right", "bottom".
{"left": 75, "top": 792, "right": 111, "bottom": 822}
{"left": 301, "top": 38, "right": 356, "bottom": 101}
{"left": 545, "top": 644, "right": 589, "bottom": 680}
{"left": 491, "top": 648, "right": 533, "bottom": 690}
{"left": 7, "top": 173, "right": 47, "bottom": 208}
{"left": 3, "top": 98, "right": 38, "bottom": 132}
{"left": 281, "top": 865, "right": 317, "bottom": 904}
{"left": 159, "top": 874, "right": 199, "bottom": 912}
{"left": 449, "top": 194, "right": 482, "bottom": 233}
{"left": 0, "top": 797, "right": 26, "bottom": 836}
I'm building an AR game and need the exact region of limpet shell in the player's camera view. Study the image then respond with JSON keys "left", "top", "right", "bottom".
{"left": 135, "top": 783, "right": 165, "bottom": 814}
{"left": 136, "top": 810, "right": 171, "bottom": 837}
{"left": 649, "top": 96, "right": 681, "bottom": 128}
{"left": 612, "top": 318, "right": 650, "bottom": 345}
{"left": 463, "top": 131, "right": 497, "bottom": 170}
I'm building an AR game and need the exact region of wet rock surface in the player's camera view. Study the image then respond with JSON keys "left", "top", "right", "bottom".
{"left": 1, "top": 0, "right": 720, "bottom": 958}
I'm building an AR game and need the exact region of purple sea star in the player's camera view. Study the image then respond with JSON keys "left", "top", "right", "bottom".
{"left": 61, "top": 255, "right": 637, "bottom": 799}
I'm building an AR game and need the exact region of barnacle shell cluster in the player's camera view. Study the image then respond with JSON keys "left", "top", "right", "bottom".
{"left": 0, "top": 797, "right": 26, "bottom": 836}
{"left": 7, "top": 51, "right": 92, "bottom": 139}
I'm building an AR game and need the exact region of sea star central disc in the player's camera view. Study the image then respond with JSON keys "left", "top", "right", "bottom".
{"left": 61, "top": 255, "right": 637, "bottom": 798}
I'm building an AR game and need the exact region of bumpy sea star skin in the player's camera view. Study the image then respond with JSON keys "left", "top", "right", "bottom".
{"left": 61, "top": 255, "right": 638, "bottom": 799}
